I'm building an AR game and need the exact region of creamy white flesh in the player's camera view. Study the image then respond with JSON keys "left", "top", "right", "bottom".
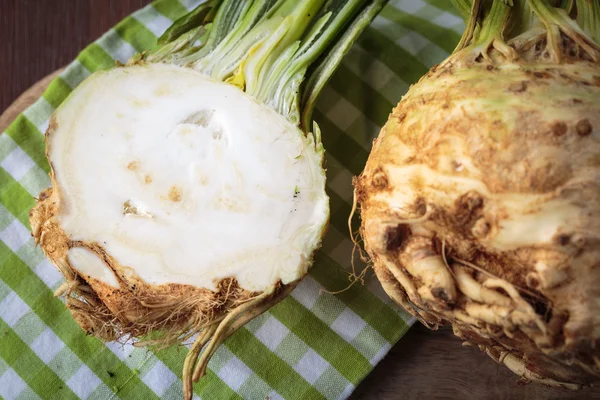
{"left": 50, "top": 64, "right": 329, "bottom": 292}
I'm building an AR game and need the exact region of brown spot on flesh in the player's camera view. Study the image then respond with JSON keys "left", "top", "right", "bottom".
{"left": 395, "top": 112, "right": 407, "bottom": 124}
{"left": 431, "top": 287, "right": 450, "bottom": 302}
{"left": 127, "top": 161, "right": 140, "bottom": 171}
{"left": 551, "top": 121, "right": 567, "bottom": 137}
{"left": 144, "top": 175, "right": 153, "bottom": 184}
{"left": 371, "top": 167, "right": 389, "bottom": 190}
{"left": 508, "top": 81, "right": 528, "bottom": 93}
{"left": 38, "top": 188, "right": 52, "bottom": 201}
{"left": 526, "top": 273, "right": 541, "bottom": 290}
{"left": 168, "top": 186, "right": 182, "bottom": 202}
{"left": 455, "top": 191, "right": 484, "bottom": 225}
{"left": 555, "top": 234, "right": 571, "bottom": 246}
{"left": 576, "top": 119, "right": 592, "bottom": 136}
{"left": 533, "top": 71, "right": 552, "bottom": 79}
{"left": 385, "top": 224, "right": 410, "bottom": 252}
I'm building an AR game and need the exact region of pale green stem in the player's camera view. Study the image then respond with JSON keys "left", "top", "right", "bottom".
{"left": 528, "top": 0, "right": 600, "bottom": 60}
{"left": 475, "top": 0, "right": 513, "bottom": 45}
{"left": 576, "top": 0, "right": 600, "bottom": 44}
{"left": 145, "top": 0, "right": 387, "bottom": 129}
{"left": 453, "top": 0, "right": 482, "bottom": 52}
{"left": 560, "top": 0, "right": 575, "bottom": 13}
{"left": 157, "top": 0, "right": 220, "bottom": 46}
{"left": 300, "top": 0, "right": 388, "bottom": 131}
{"left": 450, "top": 0, "right": 473, "bottom": 19}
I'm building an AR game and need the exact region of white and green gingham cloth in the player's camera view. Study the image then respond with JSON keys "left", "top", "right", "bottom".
{"left": 0, "top": 1, "right": 464, "bottom": 398}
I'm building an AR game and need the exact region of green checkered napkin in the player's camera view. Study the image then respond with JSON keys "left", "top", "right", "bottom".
{"left": 0, "top": 1, "right": 464, "bottom": 399}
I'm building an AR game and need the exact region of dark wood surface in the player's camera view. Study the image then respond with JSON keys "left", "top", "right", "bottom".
{"left": 1, "top": 1, "right": 599, "bottom": 399}
{"left": 352, "top": 325, "right": 599, "bottom": 400}
{"left": 0, "top": 0, "right": 149, "bottom": 112}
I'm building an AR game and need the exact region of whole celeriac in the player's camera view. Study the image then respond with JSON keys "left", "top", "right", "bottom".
{"left": 29, "top": 1, "right": 386, "bottom": 398}
{"left": 355, "top": 0, "right": 600, "bottom": 388}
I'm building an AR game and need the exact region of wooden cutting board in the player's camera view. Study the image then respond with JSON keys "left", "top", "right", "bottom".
{"left": 1, "top": 72, "right": 598, "bottom": 400}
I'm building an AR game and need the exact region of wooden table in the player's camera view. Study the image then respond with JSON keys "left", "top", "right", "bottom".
{"left": 2, "top": 1, "right": 598, "bottom": 399}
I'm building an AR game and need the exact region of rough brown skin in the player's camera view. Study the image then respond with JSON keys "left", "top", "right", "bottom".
{"left": 355, "top": 35, "right": 600, "bottom": 388}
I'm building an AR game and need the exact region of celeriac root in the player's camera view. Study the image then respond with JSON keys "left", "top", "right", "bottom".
{"left": 502, "top": 353, "right": 580, "bottom": 390}
{"left": 183, "top": 324, "right": 218, "bottom": 399}
{"left": 355, "top": 0, "right": 600, "bottom": 386}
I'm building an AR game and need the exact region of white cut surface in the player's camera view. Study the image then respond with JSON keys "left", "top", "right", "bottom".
{"left": 50, "top": 64, "right": 329, "bottom": 292}
{"left": 68, "top": 247, "right": 120, "bottom": 288}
